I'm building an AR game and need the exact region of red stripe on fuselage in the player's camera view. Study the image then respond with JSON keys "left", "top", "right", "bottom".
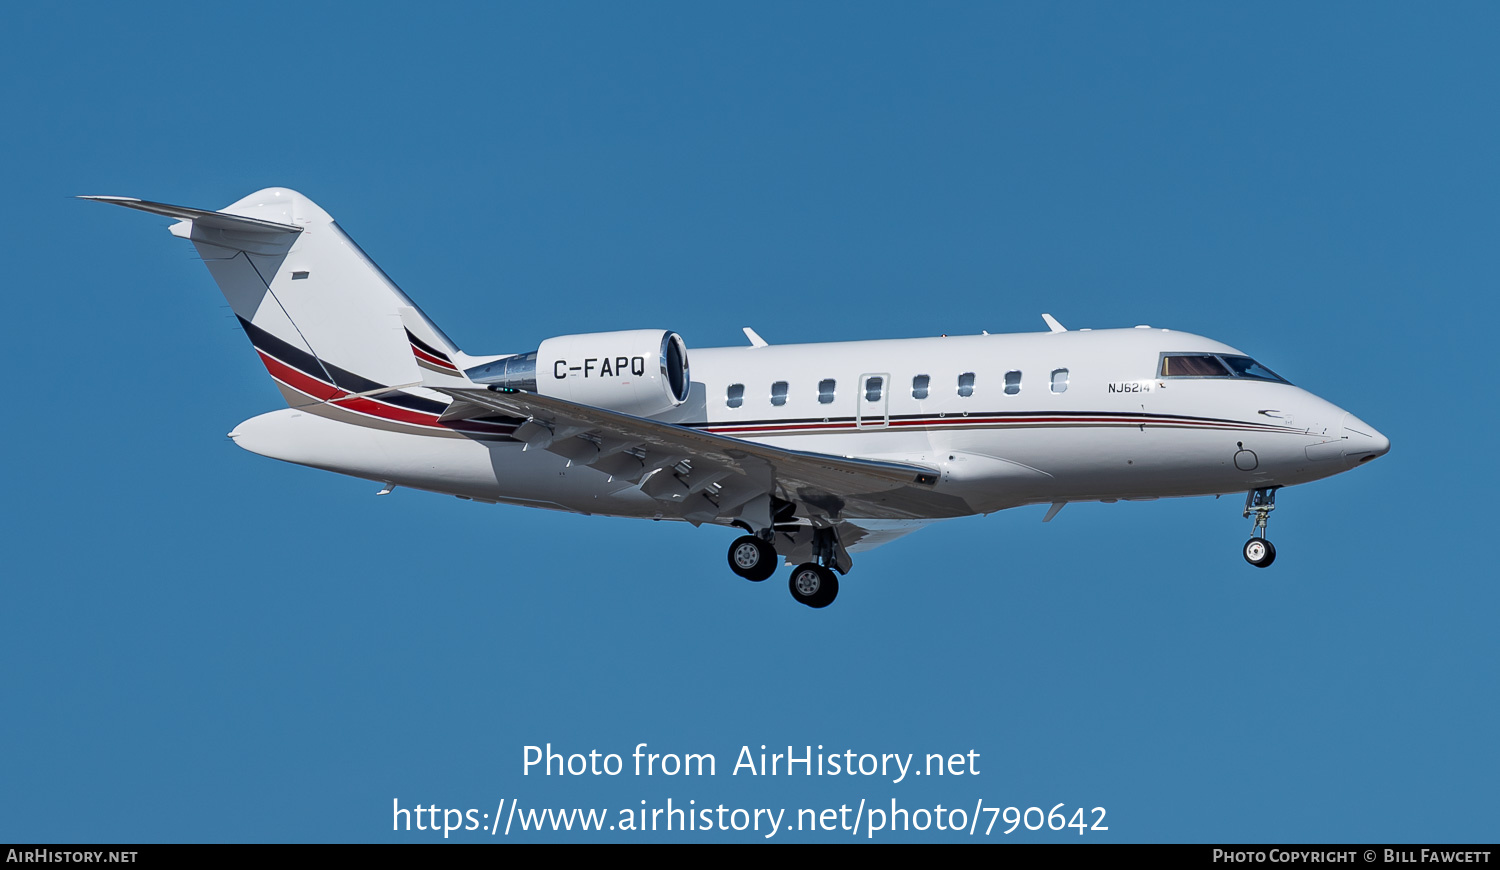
{"left": 253, "top": 348, "right": 1284, "bottom": 442}
{"left": 700, "top": 414, "right": 1295, "bottom": 435}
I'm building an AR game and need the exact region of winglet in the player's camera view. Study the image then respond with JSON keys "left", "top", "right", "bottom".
{"left": 742, "top": 327, "right": 769, "bottom": 348}
{"left": 1041, "top": 313, "right": 1066, "bottom": 333}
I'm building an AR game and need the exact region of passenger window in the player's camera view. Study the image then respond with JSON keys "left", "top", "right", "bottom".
{"left": 957, "top": 372, "right": 975, "bottom": 397}
{"left": 726, "top": 384, "right": 744, "bottom": 408}
{"left": 1050, "top": 368, "right": 1069, "bottom": 394}
{"left": 770, "top": 381, "right": 788, "bottom": 406}
{"left": 865, "top": 377, "right": 884, "bottom": 402}
{"left": 912, "top": 374, "right": 929, "bottom": 400}
{"left": 1004, "top": 371, "right": 1021, "bottom": 395}
{"left": 818, "top": 379, "right": 836, "bottom": 404}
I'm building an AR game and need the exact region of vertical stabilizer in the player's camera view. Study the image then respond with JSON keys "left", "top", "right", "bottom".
{"left": 88, "top": 189, "right": 463, "bottom": 409}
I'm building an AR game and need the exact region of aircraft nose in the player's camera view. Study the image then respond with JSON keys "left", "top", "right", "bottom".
{"left": 1342, "top": 414, "right": 1390, "bottom": 465}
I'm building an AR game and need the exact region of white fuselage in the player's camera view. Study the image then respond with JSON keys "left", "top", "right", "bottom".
{"left": 88, "top": 187, "right": 1390, "bottom": 590}
{"left": 228, "top": 326, "right": 1388, "bottom": 522}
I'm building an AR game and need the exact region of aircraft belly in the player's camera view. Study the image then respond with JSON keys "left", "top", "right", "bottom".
{"left": 228, "top": 409, "right": 662, "bottom": 517}
{"left": 228, "top": 403, "right": 1350, "bottom": 523}
{"left": 1001, "top": 426, "right": 1326, "bottom": 498}
{"left": 738, "top": 428, "right": 937, "bottom": 460}
{"left": 910, "top": 424, "right": 1334, "bottom": 506}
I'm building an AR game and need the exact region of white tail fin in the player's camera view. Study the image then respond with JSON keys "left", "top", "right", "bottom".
{"left": 87, "top": 188, "right": 467, "bottom": 408}
{"left": 87, "top": 189, "right": 526, "bottom": 441}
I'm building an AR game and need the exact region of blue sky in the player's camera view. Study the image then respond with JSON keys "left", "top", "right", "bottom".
{"left": 3, "top": 3, "right": 1495, "bottom": 843}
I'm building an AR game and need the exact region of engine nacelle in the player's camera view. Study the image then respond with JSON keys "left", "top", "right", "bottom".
{"left": 466, "top": 329, "right": 690, "bottom": 417}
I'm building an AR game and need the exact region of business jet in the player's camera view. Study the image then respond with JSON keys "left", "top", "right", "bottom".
{"left": 86, "top": 188, "right": 1389, "bottom": 608}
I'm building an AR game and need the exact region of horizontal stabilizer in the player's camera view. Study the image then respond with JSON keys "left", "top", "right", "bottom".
{"left": 79, "top": 196, "right": 303, "bottom": 235}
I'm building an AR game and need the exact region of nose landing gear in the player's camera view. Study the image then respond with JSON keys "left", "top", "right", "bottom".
{"left": 1242, "top": 487, "right": 1278, "bottom": 568}
{"left": 1243, "top": 537, "right": 1276, "bottom": 567}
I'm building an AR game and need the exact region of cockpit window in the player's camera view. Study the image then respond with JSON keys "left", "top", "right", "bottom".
{"left": 1220, "top": 355, "right": 1290, "bottom": 383}
{"left": 1159, "top": 353, "right": 1291, "bottom": 384}
{"left": 1161, "top": 354, "right": 1230, "bottom": 377}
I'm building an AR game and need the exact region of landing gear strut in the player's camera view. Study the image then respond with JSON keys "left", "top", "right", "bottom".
{"left": 1242, "top": 487, "right": 1278, "bottom": 568}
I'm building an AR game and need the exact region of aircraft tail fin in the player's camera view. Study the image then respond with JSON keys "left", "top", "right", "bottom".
{"left": 399, "top": 307, "right": 473, "bottom": 383}
{"left": 86, "top": 188, "right": 469, "bottom": 410}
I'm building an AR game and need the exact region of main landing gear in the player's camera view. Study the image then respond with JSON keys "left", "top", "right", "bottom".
{"left": 1242, "top": 487, "right": 1279, "bottom": 568}
{"left": 788, "top": 563, "right": 839, "bottom": 609}
{"left": 726, "top": 534, "right": 777, "bottom": 582}
{"left": 725, "top": 525, "right": 844, "bottom": 608}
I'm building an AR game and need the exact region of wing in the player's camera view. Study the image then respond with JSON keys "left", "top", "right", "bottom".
{"left": 837, "top": 518, "right": 938, "bottom": 553}
{"left": 435, "top": 387, "right": 970, "bottom": 532}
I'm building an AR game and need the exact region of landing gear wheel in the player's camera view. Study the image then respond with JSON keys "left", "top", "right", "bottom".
{"left": 1243, "top": 537, "right": 1277, "bottom": 568}
{"left": 788, "top": 562, "right": 839, "bottom": 608}
{"left": 727, "top": 535, "right": 777, "bottom": 582}
{"left": 1242, "top": 488, "right": 1279, "bottom": 567}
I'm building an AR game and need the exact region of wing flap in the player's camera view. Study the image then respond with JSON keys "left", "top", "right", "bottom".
{"left": 440, "top": 387, "right": 932, "bottom": 486}
{"left": 436, "top": 387, "right": 965, "bottom": 522}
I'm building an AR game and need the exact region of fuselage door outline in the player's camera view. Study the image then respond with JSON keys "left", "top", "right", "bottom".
{"left": 856, "top": 372, "right": 891, "bottom": 430}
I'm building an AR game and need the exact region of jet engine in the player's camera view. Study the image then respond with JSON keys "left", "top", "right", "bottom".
{"left": 465, "top": 329, "right": 691, "bottom": 418}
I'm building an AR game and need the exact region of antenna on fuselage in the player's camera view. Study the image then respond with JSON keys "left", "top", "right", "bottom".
{"left": 1041, "top": 313, "right": 1067, "bottom": 333}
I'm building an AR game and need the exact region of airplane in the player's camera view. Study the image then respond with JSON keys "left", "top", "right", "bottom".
{"left": 86, "top": 188, "right": 1390, "bottom": 609}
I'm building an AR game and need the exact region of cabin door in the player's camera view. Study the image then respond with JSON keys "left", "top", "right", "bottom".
{"left": 856, "top": 373, "right": 890, "bottom": 429}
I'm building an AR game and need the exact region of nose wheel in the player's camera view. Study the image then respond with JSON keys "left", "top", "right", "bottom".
{"left": 1242, "top": 487, "right": 1279, "bottom": 568}
{"left": 1242, "top": 537, "right": 1277, "bottom": 567}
